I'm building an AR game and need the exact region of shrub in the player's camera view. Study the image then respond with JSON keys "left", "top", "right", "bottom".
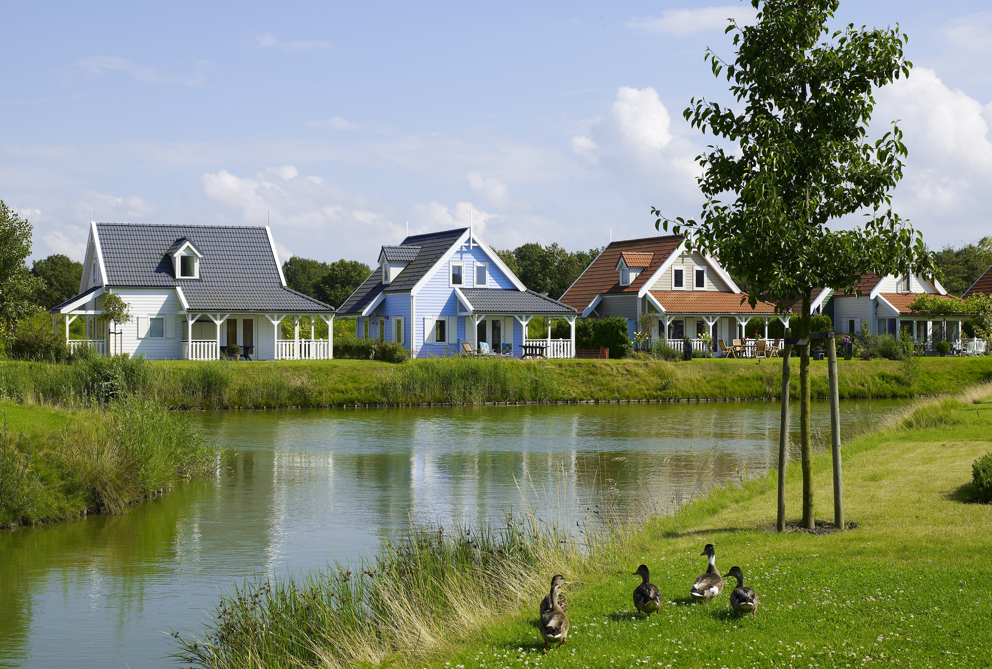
{"left": 936, "top": 340, "right": 951, "bottom": 356}
{"left": 875, "top": 334, "right": 903, "bottom": 361}
{"left": 652, "top": 342, "right": 682, "bottom": 361}
{"left": 574, "top": 319, "right": 594, "bottom": 349}
{"left": 691, "top": 348, "right": 712, "bottom": 359}
{"left": 973, "top": 453, "right": 992, "bottom": 503}
{"left": 372, "top": 341, "right": 409, "bottom": 363}
{"left": 590, "top": 316, "right": 633, "bottom": 359}
{"left": 809, "top": 313, "right": 833, "bottom": 334}
{"left": 333, "top": 337, "right": 408, "bottom": 363}
{"left": 8, "top": 315, "right": 70, "bottom": 362}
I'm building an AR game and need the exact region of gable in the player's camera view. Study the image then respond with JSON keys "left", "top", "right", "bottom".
{"left": 963, "top": 266, "right": 992, "bottom": 299}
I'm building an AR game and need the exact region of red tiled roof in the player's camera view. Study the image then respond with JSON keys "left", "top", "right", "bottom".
{"left": 619, "top": 251, "right": 655, "bottom": 268}
{"left": 560, "top": 235, "right": 682, "bottom": 310}
{"left": 650, "top": 291, "right": 779, "bottom": 315}
{"left": 962, "top": 266, "right": 992, "bottom": 299}
{"left": 877, "top": 292, "right": 963, "bottom": 315}
{"left": 838, "top": 272, "right": 883, "bottom": 296}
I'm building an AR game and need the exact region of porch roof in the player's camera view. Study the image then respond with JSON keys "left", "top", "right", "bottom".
{"left": 181, "top": 285, "right": 331, "bottom": 312}
{"left": 457, "top": 288, "right": 576, "bottom": 315}
{"left": 649, "top": 291, "right": 779, "bottom": 315}
{"left": 876, "top": 292, "right": 963, "bottom": 316}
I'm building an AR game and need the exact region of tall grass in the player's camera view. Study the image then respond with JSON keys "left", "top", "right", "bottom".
{"left": 378, "top": 357, "right": 564, "bottom": 403}
{"left": 0, "top": 399, "right": 214, "bottom": 527}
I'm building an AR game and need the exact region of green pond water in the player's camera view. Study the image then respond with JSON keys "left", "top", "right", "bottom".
{"left": 0, "top": 400, "right": 905, "bottom": 668}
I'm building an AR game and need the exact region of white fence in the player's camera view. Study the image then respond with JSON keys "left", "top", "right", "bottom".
{"left": 183, "top": 340, "right": 219, "bottom": 361}
{"left": 68, "top": 339, "right": 107, "bottom": 356}
{"left": 523, "top": 338, "right": 573, "bottom": 359}
{"left": 276, "top": 339, "right": 333, "bottom": 360}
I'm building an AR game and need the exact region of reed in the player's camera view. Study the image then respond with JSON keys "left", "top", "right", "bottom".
{"left": 378, "top": 357, "right": 564, "bottom": 404}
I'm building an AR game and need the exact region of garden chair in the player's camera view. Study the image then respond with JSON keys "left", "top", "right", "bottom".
{"left": 766, "top": 339, "right": 780, "bottom": 357}
{"left": 461, "top": 342, "right": 479, "bottom": 357}
{"left": 732, "top": 339, "right": 745, "bottom": 357}
{"left": 479, "top": 342, "right": 498, "bottom": 357}
{"left": 718, "top": 339, "right": 736, "bottom": 359}
{"left": 755, "top": 339, "right": 767, "bottom": 359}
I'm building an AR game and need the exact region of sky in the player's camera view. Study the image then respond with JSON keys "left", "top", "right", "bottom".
{"left": 3, "top": 1, "right": 991, "bottom": 268}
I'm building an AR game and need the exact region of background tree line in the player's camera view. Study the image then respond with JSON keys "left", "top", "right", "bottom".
{"left": 494, "top": 242, "right": 601, "bottom": 299}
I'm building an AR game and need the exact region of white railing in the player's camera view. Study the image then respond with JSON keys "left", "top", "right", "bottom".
{"left": 68, "top": 339, "right": 107, "bottom": 357}
{"left": 690, "top": 338, "right": 711, "bottom": 352}
{"left": 524, "top": 338, "right": 573, "bottom": 359}
{"left": 277, "top": 340, "right": 297, "bottom": 360}
{"left": 299, "top": 339, "right": 332, "bottom": 360}
{"left": 183, "top": 340, "right": 219, "bottom": 361}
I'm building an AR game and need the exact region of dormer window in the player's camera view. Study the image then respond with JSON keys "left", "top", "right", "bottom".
{"left": 382, "top": 263, "right": 390, "bottom": 285}
{"left": 620, "top": 267, "right": 630, "bottom": 286}
{"left": 169, "top": 238, "right": 202, "bottom": 280}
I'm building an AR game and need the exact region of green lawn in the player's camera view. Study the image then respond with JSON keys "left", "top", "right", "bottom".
{"left": 415, "top": 390, "right": 992, "bottom": 669}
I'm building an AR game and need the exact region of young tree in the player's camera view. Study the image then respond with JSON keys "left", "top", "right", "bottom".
{"left": 31, "top": 254, "right": 84, "bottom": 309}
{"left": 100, "top": 293, "right": 132, "bottom": 356}
{"left": 0, "top": 201, "right": 44, "bottom": 345}
{"left": 654, "top": 0, "right": 939, "bottom": 529}
{"left": 282, "top": 257, "right": 332, "bottom": 300}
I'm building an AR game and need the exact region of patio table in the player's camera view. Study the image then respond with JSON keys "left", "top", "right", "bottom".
{"left": 520, "top": 343, "right": 548, "bottom": 359}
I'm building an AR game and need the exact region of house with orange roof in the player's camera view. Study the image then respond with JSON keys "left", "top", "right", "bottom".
{"left": 831, "top": 271, "right": 964, "bottom": 347}
{"left": 559, "top": 234, "right": 792, "bottom": 353}
{"left": 962, "top": 265, "right": 992, "bottom": 299}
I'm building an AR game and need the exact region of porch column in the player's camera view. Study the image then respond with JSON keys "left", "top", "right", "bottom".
{"left": 546, "top": 318, "right": 552, "bottom": 344}
{"left": 702, "top": 316, "right": 718, "bottom": 350}
{"left": 764, "top": 318, "right": 769, "bottom": 339}
{"left": 293, "top": 317, "right": 300, "bottom": 360}
{"left": 567, "top": 315, "right": 576, "bottom": 359}
{"left": 735, "top": 316, "right": 748, "bottom": 339}
{"left": 65, "top": 314, "right": 70, "bottom": 343}
{"left": 661, "top": 315, "right": 674, "bottom": 342}
{"left": 208, "top": 314, "right": 229, "bottom": 360}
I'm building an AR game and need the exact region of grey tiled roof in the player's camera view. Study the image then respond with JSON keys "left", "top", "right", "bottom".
{"left": 49, "top": 285, "right": 102, "bottom": 313}
{"left": 166, "top": 237, "right": 198, "bottom": 256}
{"left": 459, "top": 288, "right": 576, "bottom": 315}
{"left": 339, "top": 228, "right": 468, "bottom": 314}
{"left": 94, "top": 223, "right": 331, "bottom": 312}
{"left": 381, "top": 245, "right": 421, "bottom": 262}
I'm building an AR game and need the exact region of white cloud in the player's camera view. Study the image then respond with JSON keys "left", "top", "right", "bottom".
{"left": 254, "top": 33, "right": 332, "bottom": 51}
{"left": 308, "top": 116, "right": 360, "bottom": 130}
{"left": 569, "top": 86, "right": 702, "bottom": 211}
{"left": 201, "top": 166, "right": 403, "bottom": 263}
{"left": 467, "top": 172, "right": 509, "bottom": 206}
{"left": 627, "top": 6, "right": 757, "bottom": 35}
{"left": 74, "top": 56, "right": 208, "bottom": 86}
{"left": 43, "top": 229, "right": 87, "bottom": 259}
{"left": 941, "top": 12, "right": 992, "bottom": 56}
{"left": 873, "top": 68, "right": 992, "bottom": 245}
{"left": 411, "top": 201, "right": 502, "bottom": 240}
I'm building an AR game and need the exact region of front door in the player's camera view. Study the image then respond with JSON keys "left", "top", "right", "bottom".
{"left": 477, "top": 321, "right": 486, "bottom": 351}
{"left": 491, "top": 319, "right": 502, "bottom": 353}
{"left": 227, "top": 319, "right": 238, "bottom": 348}
{"left": 243, "top": 319, "right": 254, "bottom": 357}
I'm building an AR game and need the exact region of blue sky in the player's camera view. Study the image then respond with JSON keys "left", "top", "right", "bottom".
{"left": 3, "top": 1, "right": 991, "bottom": 267}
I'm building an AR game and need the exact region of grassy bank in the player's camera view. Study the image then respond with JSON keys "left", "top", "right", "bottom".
{"left": 0, "top": 399, "right": 214, "bottom": 528}
{"left": 177, "top": 384, "right": 992, "bottom": 668}
{"left": 3, "top": 356, "right": 991, "bottom": 408}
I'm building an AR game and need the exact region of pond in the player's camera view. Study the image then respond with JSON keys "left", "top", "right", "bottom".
{"left": 0, "top": 399, "right": 904, "bottom": 668}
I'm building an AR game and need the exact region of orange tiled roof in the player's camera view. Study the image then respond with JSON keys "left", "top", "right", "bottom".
{"left": 560, "top": 235, "right": 682, "bottom": 310}
{"left": 963, "top": 266, "right": 992, "bottom": 299}
{"left": 650, "top": 291, "right": 779, "bottom": 315}
{"left": 837, "top": 272, "right": 883, "bottom": 296}
{"left": 619, "top": 251, "right": 655, "bottom": 268}
{"left": 877, "top": 292, "right": 962, "bottom": 315}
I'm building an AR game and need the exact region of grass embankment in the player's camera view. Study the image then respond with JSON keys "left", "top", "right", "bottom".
{"left": 178, "top": 385, "right": 992, "bottom": 668}
{"left": 0, "top": 356, "right": 216, "bottom": 528}
{"left": 3, "top": 356, "right": 991, "bottom": 408}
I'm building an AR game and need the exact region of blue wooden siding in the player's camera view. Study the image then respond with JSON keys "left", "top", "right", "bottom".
{"left": 447, "top": 244, "right": 517, "bottom": 289}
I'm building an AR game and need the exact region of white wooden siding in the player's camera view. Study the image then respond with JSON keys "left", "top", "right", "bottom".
{"left": 644, "top": 251, "right": 730, "bottom": 292}
{"left": 597, "top": 295, "right": 637, "bottom": 320}
{"left": 111, "top": 288, "right": 183, "bottom": 359}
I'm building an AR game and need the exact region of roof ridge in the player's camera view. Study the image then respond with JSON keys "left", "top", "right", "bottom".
{"left": 95, "top": 222, "right": 267, "bottom": 230}
{"left": 606, "top": 234, "right": 683, "bottom": 247}
{"left": 402, "top": 227, "right": 468, "bottom": 242}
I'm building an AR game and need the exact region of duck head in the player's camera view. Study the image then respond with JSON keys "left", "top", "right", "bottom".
{"left": 701, "top": 543, "right": 716, "bottom": 566}
{"left": 723, "top": 566, "right": 744, "bottom": 583}
{"left": 549, "top": 574, "right": 566, "bottom": 589}
{"left": 633, "top": 564, "right": 650, "bottom": 581}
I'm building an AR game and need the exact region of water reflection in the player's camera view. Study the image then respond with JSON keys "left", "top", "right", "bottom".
{"left": 0, "top": 400, "right": 900, "bottom": 668}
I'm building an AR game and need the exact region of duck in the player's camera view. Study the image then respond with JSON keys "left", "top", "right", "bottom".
{"left": 538, "top": 582, "right": 569, "bottom": 653}
{"left": 689, "top": 543, "right": 724, "bottom": 601}
{"left": 632, "top": 564, "right": 662, "bottom": 615}
{"left": 724, "top": 566, "right": 759, "bottom": 617}
{"left": 540, "top": 574, "right": 568, "bottom": 615}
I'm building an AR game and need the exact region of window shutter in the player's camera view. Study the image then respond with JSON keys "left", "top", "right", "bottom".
{"left": 165, "top": 316, "right": 176, "bottom": 339}
{"left": 137, "top": 316, "right": 148, "bottom": 339}
{"left": 447, "top": 317, "right": 456, "bottom": 344}
{"left": 424, "top": 316, "right": 436, "bottom": 345}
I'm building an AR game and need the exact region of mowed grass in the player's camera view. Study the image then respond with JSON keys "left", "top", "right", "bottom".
{"left": 416, "top": 390, "right": 992, "bottom": 669}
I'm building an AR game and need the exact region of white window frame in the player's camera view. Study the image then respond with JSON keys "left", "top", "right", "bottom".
{"left": 620, "top": 267, "right": 630, "bottom": 287}
{"left": 395, "top": 316, "right": 405, "bottom": 345}
{"left": 474, "top": 261, "right": 489, "bottom": 287}
{"left": 382, "top": 263, "right": 390, "bottom": 285}
{"left": 629, "top": 269, "right": 641, "bottom": 284}
{"left": 673, "top": 267, "right": 686, "bottom": 290}
{"left": 693, "top": 265, "right": 706, "bottom": 290}
{"left": 177, "top": 254, "right": 199, "bottom": 279}
{"left": 450, "top": 262, "right": 464, "bottom": 287}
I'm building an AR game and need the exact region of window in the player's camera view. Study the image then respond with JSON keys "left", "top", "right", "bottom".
{"left": 451, "top": 262, "right": 463, "bottom": 286}
{"left": 696, "top": 320, "right": 705, "bottom": 338}
{"left": 179, "top": 255, "right": 197, "bottom": 278}
{"left": 694, "top": 267, "right": 706, "bottom": 289}
{"left": 848, "top": 319, "right": 855, "bottom": 334}
{"left": 620, "top": 268, "right": 630, "bottom": 286}
{"left": 382, "top": 263, "right": 390, "bottom": 284}
{"left": 474, "top": 262, "right": 488, "bottom": 286}
{"left": 673, "top": 268, "right": 685, "bottom": 289}
{"left": 149, "top": 318, "right": 164, "bottom": 338}
{"left": 436, "top": 318, "right": 447, "bottom": 343}
{"left": 903, "top": 274, "right": 911, "bottom": 292}
{"left": 395, "top": 317, "right": 404, "bottom": 345}
{"left": 668, "top": 320, "right": 684, "bottom": 339}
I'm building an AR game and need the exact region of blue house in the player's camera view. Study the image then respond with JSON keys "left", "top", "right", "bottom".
{"left": 338, "top": 228, "right": 577, "bottom": 357}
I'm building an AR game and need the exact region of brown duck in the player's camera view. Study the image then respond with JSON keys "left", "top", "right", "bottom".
{"left": 689, "top": 543, "right": 724, "bottom": 601}
{"left": 632, "top": 564, "right": 662, "bottom": 615}
{"left": 538, "top": 582, "right": 569, "bottom": 653}
{"left": 540, "top": 574, "right": 568, "bottom": 615}
{"left": 724, "top": 566, "right": 759, "bottom": 617}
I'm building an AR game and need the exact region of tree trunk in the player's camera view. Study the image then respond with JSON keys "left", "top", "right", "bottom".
{"left": 777, "top": 327, "right": 792, "bottom": 533}
{"left": 800, "top": 294, "right": 814, "bottom": 530}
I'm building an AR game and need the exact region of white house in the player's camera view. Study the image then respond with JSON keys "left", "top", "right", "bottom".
{"left": 50, "top": 222, "right": 335, "bottom": 360}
